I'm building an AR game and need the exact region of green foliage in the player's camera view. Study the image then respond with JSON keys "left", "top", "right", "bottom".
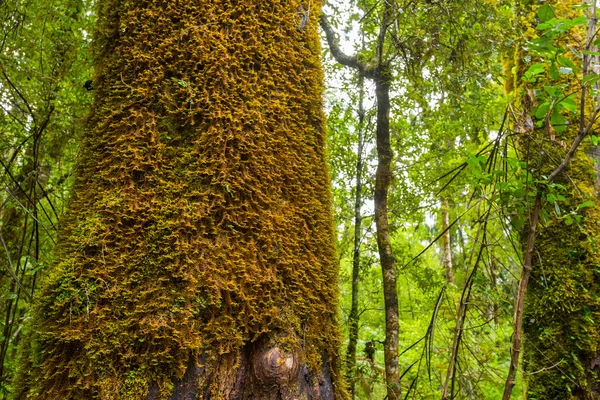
{"left": 324, "top": 0, "right": 524, "bottom": 398}
{"left": 0, "top": 0, "right": 94, "bottom": 396}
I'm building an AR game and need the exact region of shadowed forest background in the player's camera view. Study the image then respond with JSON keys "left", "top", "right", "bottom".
{"left": 1, "top": 0, "right": 600, "bottom": 398}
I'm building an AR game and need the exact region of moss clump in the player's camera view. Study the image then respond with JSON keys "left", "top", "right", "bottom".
{"left": 15, "top": 0, "right": 342, "bottom": 398}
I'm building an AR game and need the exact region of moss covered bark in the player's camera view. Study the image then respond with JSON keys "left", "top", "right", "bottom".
{"left": 505, "top": 1, "right": 600, "bottom": 398}
{"left": 14, "top": 0, "right": 344, "bottom": 398}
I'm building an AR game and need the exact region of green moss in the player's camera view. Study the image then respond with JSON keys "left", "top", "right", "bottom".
{"left": 524, "top": 182, "right": 600, "bottom": 398}
{"left": 121, "top": 370, "right": 151, "bottom": 399}
{"left": 15, "top": 0, "right": 343, "bottom": 398}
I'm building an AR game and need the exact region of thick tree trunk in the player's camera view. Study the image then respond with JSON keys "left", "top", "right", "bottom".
{"left": 145, "top": 344, "right": 336, "bottom": 400}
{"left": 14, "top": 1, "right": 344, "bottom": 398}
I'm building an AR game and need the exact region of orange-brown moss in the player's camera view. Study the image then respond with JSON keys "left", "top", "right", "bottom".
{"left": 506, "top": 1, "right": 600, "bottom": 398}
{"left": 16, "top": 0, "right": 343, "bottom": 398}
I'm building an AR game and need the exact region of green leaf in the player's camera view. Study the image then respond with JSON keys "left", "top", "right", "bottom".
{"left": 549, "top": 62, "right": 559, "bottom": 80}
{"left": 558, "top": 56, "right": 579, "bottom": 73}
{"left": 544, "top": 85, "right": 564, "bottom": 98}
{"left": 553, "top": 17, "right": 587, "bottom": 32}
{"left": 559, "top": 96, "right": 577, "bottom": 113}
{"left": 535, "top": 102, "right": 551, "bottom": 119}
{"left": 567, "top": 44, "right": 583, "bottom": 59}
{"left": 582, "top": 74, "right": 600, "bottom": 86}
{"left": 551, "top": 109, "right": 567, "bottom": 133}
{"left": 558, "top": 67, "right": 572, "bottom": 75}
{"left": 536, "top": 22, "right": 552, "bottom": 30}
{"left": 578, "top": 201, "right": 596, "bottom": 209}
{"left": 532, "top": 37, "right": 555, "bottom": 53}
{"left": 526, "top": 63, "right": 546, "bottom": 76}
{"left": 592, "top": 135, "right": 599, "bottom": 146}
{"left": 513, "top": 188, "right": 526, "bottom": 198}
{"left": 571, "top": 16, "right": 589, "bottom": 26}
{"left": 538, "top": 4, "right": 555, "bottom": 22}
{"left": 512, "top": 215, "right": 525, "bottom": 230}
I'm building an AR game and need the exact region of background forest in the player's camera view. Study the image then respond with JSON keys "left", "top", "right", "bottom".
{"left": 1, "top": 0, "right": 600, "bottom": 398}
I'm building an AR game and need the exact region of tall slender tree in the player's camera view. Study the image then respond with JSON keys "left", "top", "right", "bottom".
{"left": 321, "top": 2, "right": 401, "bottom": 396}
{"left": 344, "top": 73, "right": 366, "bottom": 398}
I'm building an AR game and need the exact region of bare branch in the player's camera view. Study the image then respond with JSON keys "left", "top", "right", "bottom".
{"left": 548, "top": 106, "right": 600, "bottom": 182}
{"left": 319, "top": 13, "right": 361, "bottom": 70}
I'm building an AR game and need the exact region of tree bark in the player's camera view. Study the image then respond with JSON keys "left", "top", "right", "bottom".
{"left": 145, "top": 344, "right": 336, "bottom": 400}
{"left": 374, "top": 68, "right": 400, "bottom": 400}
{"left": 440, "top": 198, "right": 453, "bottom": 284}
{"left": 344, "top": 73, "right": 365, "bottom": 398}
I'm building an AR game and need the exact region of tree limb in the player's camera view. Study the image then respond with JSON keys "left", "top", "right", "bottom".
{"left": 319, "top": 13, "right": 361, "bottom": 69}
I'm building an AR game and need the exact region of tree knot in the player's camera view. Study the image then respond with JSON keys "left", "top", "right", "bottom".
{"left": 252, "top": 347, "right": 299, "bottom": 388}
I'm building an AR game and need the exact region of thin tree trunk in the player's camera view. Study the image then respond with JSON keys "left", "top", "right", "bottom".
{"left": 373, "top": 1, "right": 400, "bottom": 395}
{"left": 374, "top": 68, "right": 400, "bottom": 400}
{"left": 441, "top": 208, "right": 489, "bottom": 400}
{"left": 487, "top": 256, "right": 498, "bottom": 324}
{"left": 502, "top": 194, "right": 541, "bottom": 400}
{"left": 440, "top": 198, "right": 453, "bottom": 284}
{"left": 345, "top": 73, "right": 365, "bottom": 398}
{"left": 320, "top": 6, "right": 400, "bottom": 397}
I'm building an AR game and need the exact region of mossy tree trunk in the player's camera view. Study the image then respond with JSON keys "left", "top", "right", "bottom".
{"left": 14, "top": 1, "right": 344, "bottom": 399}
{"left": 504, "top": 1, "right": 600, "bottom": 398}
